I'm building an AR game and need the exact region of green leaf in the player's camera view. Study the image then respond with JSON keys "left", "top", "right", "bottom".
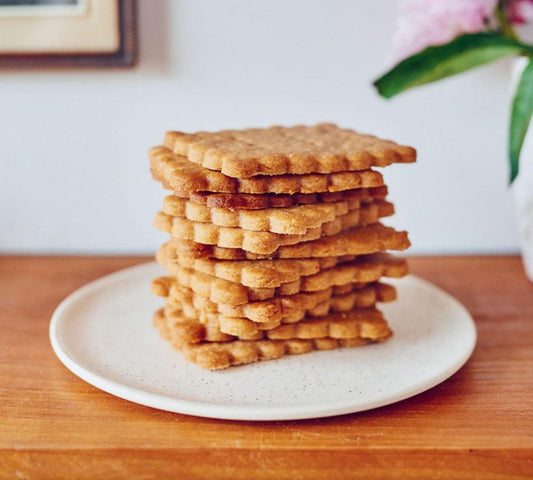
{"left": 374, "top": 32, "right": 533, "bottom": 98}
{"left": 509, "top": 58, "right": 533, "bottom": 183}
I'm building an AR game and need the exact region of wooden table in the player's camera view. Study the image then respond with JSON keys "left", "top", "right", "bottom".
{"left": 1, "top": 255, "right": 532, "bottom": 479}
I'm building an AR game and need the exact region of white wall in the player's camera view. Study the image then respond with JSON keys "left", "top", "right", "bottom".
{"left": 0, "top": 0, "right": 521, "bottom": 254}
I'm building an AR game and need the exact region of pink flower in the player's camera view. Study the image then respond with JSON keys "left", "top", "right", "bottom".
{"left": 392, "top": 0, "right": 498, "bottom": 62}
{"left": 507, "top": 0, "right": 533, "bottom": 24}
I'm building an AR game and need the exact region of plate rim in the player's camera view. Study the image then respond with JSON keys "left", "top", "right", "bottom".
{"left": 49, "top": 262, "right": 477, "bottom": 421}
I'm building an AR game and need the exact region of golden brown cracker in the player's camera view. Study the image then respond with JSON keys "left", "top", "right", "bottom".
{"left": 155, "top": 210, "right": 323, "bottom": 254}
{"left": 163, "top": 282, "right": 396, "bottom": 335}
{"left": 154, "top": 306, "right": 392, "bottom": 370}
{"left": 162, "top": 303, "right": 390, "bottom": 340}
{"left": 180, "top": 337, "right": 389, "bottom": 370}
{"left": 156, "top": 252, "right": 407, "bottom": 305}
{"left": 150, "top": 146, "right": 385, "bottom": 195}
{"left": 155, "top": 201, "right": 393, "bottom": 255}
{"left": 153, "top": 280, "right": 378, "bottom": 324}
{"left": 163, "top": 303, "right": 280, "bottom": 337}
{"left": 168, "top": 222, "right": 410, "bottom": 260}
{"left": 165, "top": 123, "right": 416, "bottom": 178}
{"left": 162, "top": 251, "right": 357, "bottom": 289}
{"left": 162, "top": 195, "right": 358, "bottom": 234}
{"left": 180, "top": 185, "right": 388, "bottom": 210}
{"left": 153, "top": 279, "right": 396, "bottom": 324}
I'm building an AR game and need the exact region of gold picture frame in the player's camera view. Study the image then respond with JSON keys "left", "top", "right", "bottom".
{"left": 0, "top": 0, "right": 136, "bottom": 68}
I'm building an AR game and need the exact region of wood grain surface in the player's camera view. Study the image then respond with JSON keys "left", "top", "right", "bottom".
{"left": 1, "top": 255, "right": 532, "bottom": 479}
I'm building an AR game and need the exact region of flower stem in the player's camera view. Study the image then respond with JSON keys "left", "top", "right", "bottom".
{"left": 496, "top": 0, "right": 519, "bottom": 40}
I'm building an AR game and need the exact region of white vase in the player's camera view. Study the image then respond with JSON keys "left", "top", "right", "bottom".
{"left": 511, "top": 58, "right": 533, "bottom": 282}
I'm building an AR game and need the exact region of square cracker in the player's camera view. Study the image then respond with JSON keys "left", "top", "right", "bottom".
{"left": 165, "top": 123, "right": 416, "bottom": 178}
{"left": 150, "top": 145, "right": 385, "bottom": 195}
{"left": 153, "top": 307, "right": 393, "bottom": 369}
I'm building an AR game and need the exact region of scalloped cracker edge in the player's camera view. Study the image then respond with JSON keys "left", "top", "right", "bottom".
{"left": 164, "top": 123, "right": 415, "bottom": 178}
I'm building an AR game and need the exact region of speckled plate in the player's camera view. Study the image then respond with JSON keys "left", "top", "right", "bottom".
{"left": 49, "top": 262, "right": 476, "bottom": 421}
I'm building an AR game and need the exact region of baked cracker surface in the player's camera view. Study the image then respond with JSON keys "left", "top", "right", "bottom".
{"left": 164, "top": 123, "right": 416, "bottom": 178}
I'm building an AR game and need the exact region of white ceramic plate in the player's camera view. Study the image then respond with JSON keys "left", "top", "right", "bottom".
{"left": 49, "top": 262, "right": 476, "bottom": 421}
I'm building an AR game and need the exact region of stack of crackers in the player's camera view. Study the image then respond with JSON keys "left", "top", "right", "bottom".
{"left": 150, "top": 124, "right": 415, "bottom": 369}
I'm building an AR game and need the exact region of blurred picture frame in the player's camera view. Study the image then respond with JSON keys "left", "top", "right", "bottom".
{"left": 0, "top": 0, "right": 136, "bottom": 68}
